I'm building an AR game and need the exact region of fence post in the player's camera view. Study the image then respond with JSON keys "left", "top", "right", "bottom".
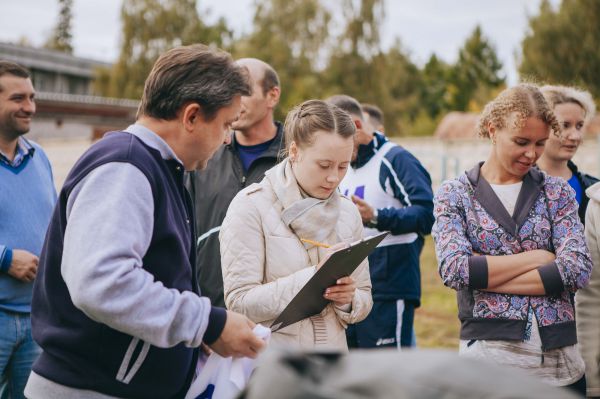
{"left": 453, "top": 155, "right": 460, "bottom": 179}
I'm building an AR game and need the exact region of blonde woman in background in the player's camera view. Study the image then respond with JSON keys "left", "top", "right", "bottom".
{"left": 537, "top": 85, "right": 598, "bottom": 224}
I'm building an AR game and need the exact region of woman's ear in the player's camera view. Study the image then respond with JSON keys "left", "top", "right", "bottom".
{"left": 289, "top": 141, "right": 298, "bottom": 162}
{"left": 487, "top": 121, "right": 497, "bottom": 144}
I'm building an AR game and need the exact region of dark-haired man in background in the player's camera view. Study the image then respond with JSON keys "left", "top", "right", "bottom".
{"left": 362, "top": 103, "right": 385, "bottom": 134}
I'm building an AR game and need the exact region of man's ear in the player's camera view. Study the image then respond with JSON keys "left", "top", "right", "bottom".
{"left": 182, "top": 103, "right": 201, "bottom": 132}
{"left": 267, "top": 86, "right": 280, "bottom": 108}
{"left": 354, "top": 117, "right": 363, "bottom": 131}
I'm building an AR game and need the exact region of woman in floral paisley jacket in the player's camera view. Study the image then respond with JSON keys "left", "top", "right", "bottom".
{"left": 432, "top": 84, "right": 592, "bottom": 395}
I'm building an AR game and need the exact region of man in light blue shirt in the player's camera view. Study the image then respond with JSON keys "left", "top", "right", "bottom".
{"left": 0, "top": 61, "right": 56, "bottom": 399}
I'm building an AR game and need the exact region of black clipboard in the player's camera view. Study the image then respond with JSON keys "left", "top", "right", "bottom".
{"left": 270, "top": 231, "right": 388, "bottom": 332}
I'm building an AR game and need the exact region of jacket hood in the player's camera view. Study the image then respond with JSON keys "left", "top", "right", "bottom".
{"left": 586, "top": 181, "right": 600, "bottom": 203}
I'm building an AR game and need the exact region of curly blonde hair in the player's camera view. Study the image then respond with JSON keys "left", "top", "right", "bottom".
{"left": 540, "top": 85, "right": 596, "bottom": 124}
{"left": 476, "top": 84, "right": 561, "bottom": 139}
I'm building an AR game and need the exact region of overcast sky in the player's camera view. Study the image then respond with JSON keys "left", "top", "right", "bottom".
{"left": 1, "top": 0, "right": 560, "bottom": 85}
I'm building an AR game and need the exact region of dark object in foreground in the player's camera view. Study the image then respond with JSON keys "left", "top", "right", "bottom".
{"left": 239, "top": 348, "right": 579, "bottom": 399}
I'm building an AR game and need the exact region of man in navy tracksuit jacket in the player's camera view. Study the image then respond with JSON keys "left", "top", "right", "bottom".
{"left": 330, "top": 95, "right": 434, "bottom": 349}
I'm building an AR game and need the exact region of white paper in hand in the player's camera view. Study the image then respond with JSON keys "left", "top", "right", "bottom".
{"left": 185, "top": 324, "right": 271, "bottom": 399}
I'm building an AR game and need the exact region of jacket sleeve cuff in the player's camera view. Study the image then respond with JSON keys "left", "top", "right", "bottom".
{"left": 203, "top": 306, "right": 227, "bottom": 345}
{"left": 538, "top": 261, "right": 564, "bottom": 295}
{"left": 468, "top": 255, "right": 488, "bottom": 289}
{"left": 0, "top": 248, "right": 13, "bottom": 273}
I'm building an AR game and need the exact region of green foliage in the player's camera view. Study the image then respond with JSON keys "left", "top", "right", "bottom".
{"left": 414, "top": 27, "right": 505, "bottom": 125}
{"left": 93, "top": 0, "right": 508, "bottom": 136}
{"left": 324, "top": 0, "right": 423, "bottom": 135}
{"left": 407, "top": 110, "right": 443, "bottom": 137}
{"left": 97, "top": 0, "right": 233, "bottom": 99}
{"left": 420, "top": 55, "right": 450, "bottom": 119}
{"left": 337, "top": 0, "right": 384, "bottom": 57}
{"left": 368, "top": 25, "right": 503, "bottom": 135}
{"left": 232, "top": 0, "right": 332, "bottom": 120}
{"left": 324, "top": 0, "right": 383, "bottom": 96}
{"left": 520, "top": 0, "right": 600, "bottom": 99}
{"left": 446, "top": 25, "right": 505, "bottom": 112}
{"left": 91, "top": 66, "right": 112, "bottom": 97}
{"left": 44, "top": 0, "right": 74, "bottom": 54}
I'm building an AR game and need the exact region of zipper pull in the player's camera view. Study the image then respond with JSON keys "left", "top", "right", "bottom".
{"left": 241, "top": 175, "right": 246, "bottom": 186}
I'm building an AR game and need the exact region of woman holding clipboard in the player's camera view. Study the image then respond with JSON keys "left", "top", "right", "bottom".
{"left": 220, "top": 99, "right": 372, "bottom": 350}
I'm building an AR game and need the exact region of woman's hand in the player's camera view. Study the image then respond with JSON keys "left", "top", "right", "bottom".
{"left": 324, "top": 276, "right": 356, "bottom": 306}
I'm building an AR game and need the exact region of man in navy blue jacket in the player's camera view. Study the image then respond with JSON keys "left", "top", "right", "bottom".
{"left": 329, "top": 95, "right": 434, "bottom": 349}
{"left": 26, "top": 45, "right": 265, "bottom": 399}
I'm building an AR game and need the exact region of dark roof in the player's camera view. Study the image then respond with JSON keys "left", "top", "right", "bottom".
{"left": 0, "top": 41, "right": 111, "bottom": 78}
{"left": 35, "top": 91, "right": 139, "bottom": 109}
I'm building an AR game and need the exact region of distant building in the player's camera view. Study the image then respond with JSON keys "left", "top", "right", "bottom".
{"left": 433, "top": 112, "right": 479, "bottom": 140}
{"left": 433, "top": 110, "right": 600, "bottom": 141}
{"left": 0, "top": 41, "right": 137, "bottom": 140}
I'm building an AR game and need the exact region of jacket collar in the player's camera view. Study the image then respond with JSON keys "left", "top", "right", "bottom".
{"left": 125, "top": 124, "right": 182, "bottom": 164}
{"left": 568, "top": 160, "right": 599, "bottom": 188}
{"left": 567, "top": 160, "right": 579, "bottom": 175}
{"left": 466, "top": 162, "right": 544, "bottom": 235}
{"left": 229, "top": 121, "right": 284, "bottom": 160}
{"left": 353, "top": 131, "right": 387, "bottom": 168}
{"left": 0, "top": 136, "right": 36, "bottom": 168}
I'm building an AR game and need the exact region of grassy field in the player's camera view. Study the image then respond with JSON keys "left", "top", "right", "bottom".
{"left": 414, "top": 236, "right": 460, "bottom": 349}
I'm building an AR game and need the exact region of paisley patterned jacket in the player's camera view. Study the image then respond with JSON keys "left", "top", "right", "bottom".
{"left": 432, "top": 163, "right": 592, "bottom": 350}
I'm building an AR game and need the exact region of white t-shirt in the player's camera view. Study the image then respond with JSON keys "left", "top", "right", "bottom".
{"left": 490, "top": 181, "right": 522, "bottom": 216}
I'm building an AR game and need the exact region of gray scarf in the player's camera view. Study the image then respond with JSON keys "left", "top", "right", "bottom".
{"left": 265, "top": 159, "right": 341, "bottom": 259}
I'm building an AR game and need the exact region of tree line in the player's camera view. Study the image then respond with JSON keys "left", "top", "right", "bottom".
{"left": 44, "top": 0, "right": 599, "bottom": 136}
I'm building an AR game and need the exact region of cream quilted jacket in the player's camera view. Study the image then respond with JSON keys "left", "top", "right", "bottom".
{"left": 577, "top": 182, "right": 600, "bottom": 397}
{"left": 220, "top": 175, "right": 372, "bottom": 351}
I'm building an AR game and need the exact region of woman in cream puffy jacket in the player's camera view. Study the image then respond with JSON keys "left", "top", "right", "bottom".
{"left": 577, "top": 181, "right": 600, "bottom": 397}
{"left": 220, "top": 100, "right": 372, "bottom": 350}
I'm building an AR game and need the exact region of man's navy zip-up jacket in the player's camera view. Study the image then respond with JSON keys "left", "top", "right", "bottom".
{"left": 351, "top": 133, "right": 434, "bottom": 304}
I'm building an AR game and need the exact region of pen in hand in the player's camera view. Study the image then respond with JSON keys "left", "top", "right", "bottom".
{"left": 300, "top": 238, "right": 331, "bottom": 248}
